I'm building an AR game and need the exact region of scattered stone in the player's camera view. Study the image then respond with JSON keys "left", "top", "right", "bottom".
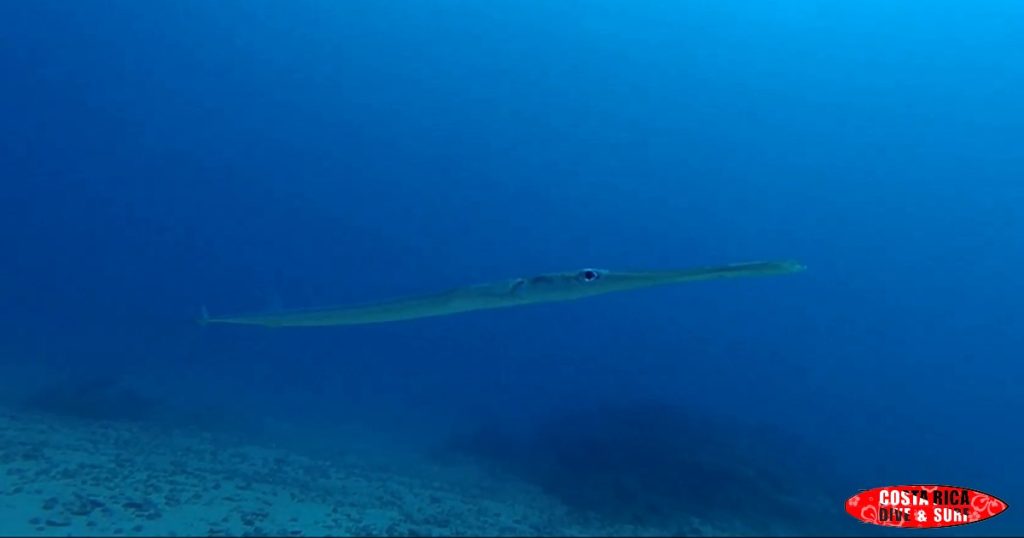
{"left": 45, "top": 516, "right": 71, "bottom": 527}
{"left": 64, "top": 494, "right": 104, "bottom": 516}
{"left": 0, "top": 404, "right": 687, "bottom": 538}
{"left": 239, "top": 508, "right": 269, "bottom": 527}
{"left": 122, "top": 498, "right": 160, "bottom": 519}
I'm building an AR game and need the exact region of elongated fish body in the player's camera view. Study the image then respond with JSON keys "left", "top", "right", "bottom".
{"left": 203, "top": 260, "right": 805, "bottom": 327}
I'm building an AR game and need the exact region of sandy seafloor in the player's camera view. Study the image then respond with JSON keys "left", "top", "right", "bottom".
{"left": 0, "top": 406, "right": 792, "bottom": 537}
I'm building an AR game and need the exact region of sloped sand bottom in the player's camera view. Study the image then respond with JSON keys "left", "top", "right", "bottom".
{"left": 0, "top": 406, "right": 747, "bottom": 537}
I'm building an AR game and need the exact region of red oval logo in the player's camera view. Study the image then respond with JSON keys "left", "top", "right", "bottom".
{"left": 846, "top": 485, "right": 1008, "bottom": 528}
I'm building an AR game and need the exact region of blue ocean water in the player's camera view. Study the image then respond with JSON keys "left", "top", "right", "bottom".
{"left": 1, "top": 0, "right": 1021, "bottom": 535}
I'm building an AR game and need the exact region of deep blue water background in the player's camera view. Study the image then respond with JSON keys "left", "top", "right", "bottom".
{"left": 1, "top": 0, "right": 1021, "bottom": 534}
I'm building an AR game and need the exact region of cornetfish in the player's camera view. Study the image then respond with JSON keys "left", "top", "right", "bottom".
{"left": 201, "top": 260, "right": 805, "bottom": 327}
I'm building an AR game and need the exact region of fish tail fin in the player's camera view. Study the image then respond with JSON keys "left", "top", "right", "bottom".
{"left": 198, "top": 305, "right": 210, "bottom": 326}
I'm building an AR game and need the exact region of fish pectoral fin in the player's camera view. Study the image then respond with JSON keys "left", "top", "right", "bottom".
{"left": 508, "top": 278, "right": 527, "bottom": 296}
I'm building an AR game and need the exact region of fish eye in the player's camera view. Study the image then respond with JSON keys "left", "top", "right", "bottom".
{"left": 580, "top": 269, "right": 600, "bottom": 282}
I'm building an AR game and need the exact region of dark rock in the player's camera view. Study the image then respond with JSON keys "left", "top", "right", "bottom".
{"left": 64, "top": 494, "right": 102, "bottom": 516}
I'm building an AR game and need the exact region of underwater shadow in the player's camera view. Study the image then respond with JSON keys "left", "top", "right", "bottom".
{"left": 18, "top": 374, "right": 163, "bottom": 422}
{"left": 13, "top": 374, "right": 268, "bottom": 439}
{"left": 441, "top": 400, "right": 853, "bottom": 535}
